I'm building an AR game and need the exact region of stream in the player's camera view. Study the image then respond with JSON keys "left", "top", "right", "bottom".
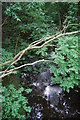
{"left": 20, "top": 67, "right": 80, "bottom": 120}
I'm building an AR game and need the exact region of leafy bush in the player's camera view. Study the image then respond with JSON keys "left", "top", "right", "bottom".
{"left": 0, "top": 48, "right": 13, "bottom": 63}
{"left": 3, "top": 2, "right": 55, "bottom": 55}
{"left": 63, "top": 3, "right": 78, "bottom": 31}
{"left": 0, "top": 48, "right": 14, "bottom": 69}
{"left": 36, "top": 46, "right": 48, "bottom": 57}
{"left": 2, "top": 84, "right": 32, "bottom": 119}
{"left": 50, "top": 35, "right": 79, "bottom": 92}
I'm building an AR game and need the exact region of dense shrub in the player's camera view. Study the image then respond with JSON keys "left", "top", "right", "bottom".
{"left": 50, "top": 35, "right": 79, "bottom": 92}
{"left": 2, "top": 84, "right": 32, "bottom": 119}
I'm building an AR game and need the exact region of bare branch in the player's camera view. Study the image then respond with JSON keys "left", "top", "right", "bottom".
{"left": 0, "top": 30, "right": 80, "bottom": 78}
{"left": 0, "top": 59, "right": 52, "bottom": 79}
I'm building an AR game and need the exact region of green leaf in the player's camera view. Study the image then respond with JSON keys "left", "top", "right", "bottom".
{"left": 25, "top": 88, "right": 32, "bottom": 94}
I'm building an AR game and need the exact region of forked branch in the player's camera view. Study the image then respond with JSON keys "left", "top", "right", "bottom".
{"left": 0, "top": 30, "right": 80, "bottom": 79}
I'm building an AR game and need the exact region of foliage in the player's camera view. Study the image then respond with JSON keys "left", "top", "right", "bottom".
{"left": 2, "top": 2, "right": 79, "bottom": 95}
{"left": 44, "top": 2, "right": 69, "bottom": 30}
{"left": 0, "top": 48, "right": 14, "bottom": 69}
{"left": 2, "top": 3, "right": 55, "bottom": 54}
{"left": 2, "top": 84, "right": 32, "bottom": 119}
{"left": 36, "top": 46, "right": 48, "bottom": 57}
{"left": 50, "top": 35, "right": 79, "bottom": 92}
{"left": 0, "top": 48, "right": 13, "bottom": 63}
{"left": 63, "top": 2, "right": 78, "bottom": 31}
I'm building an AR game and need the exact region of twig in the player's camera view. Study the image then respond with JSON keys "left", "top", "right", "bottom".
{"left": 62, "top": 23, "right": 79, "bottom": 33}
{"left": 0, "top": 59, "right": 52, "bottom": 79}
{"left": 0, "top": 13, "right": 11, "bottom": 27}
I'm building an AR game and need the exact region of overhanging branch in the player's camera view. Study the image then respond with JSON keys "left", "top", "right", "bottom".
{"left": 0, "top": 30, "right": 80, "bottom": 79}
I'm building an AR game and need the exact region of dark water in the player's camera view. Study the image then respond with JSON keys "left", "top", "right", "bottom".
{"left": 21, "top": 70, "right": 80, "bottom": 120}
{"left": 27, "top": 86, "right": 80, "bottom": 120}
{"left": 2, "top": 64, "right": 80, "bottom": 120}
